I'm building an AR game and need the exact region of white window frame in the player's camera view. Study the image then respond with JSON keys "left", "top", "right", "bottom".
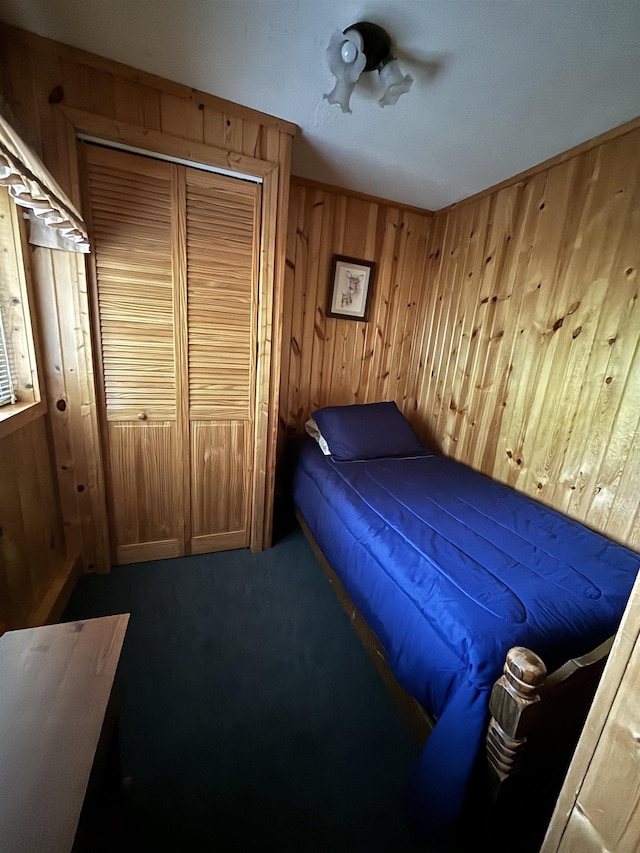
{"left": 0, "top": 185, "right": 45, "bottom": 440}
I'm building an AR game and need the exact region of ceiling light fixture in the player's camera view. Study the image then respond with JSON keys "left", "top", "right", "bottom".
{"left": 324, "top": 22, "right": 413, "bottom": 113}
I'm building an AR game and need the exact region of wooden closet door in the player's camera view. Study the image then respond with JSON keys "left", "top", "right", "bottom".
{"left": 185, "top": 170, "right": 260, "bottom": 553}
{"left": 84, "top": 145, "right": 186, "bottom": 564}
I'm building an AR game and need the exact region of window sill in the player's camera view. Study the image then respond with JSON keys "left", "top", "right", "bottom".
{"left": 0, "top": 399, "right": 46, "bottom": 441}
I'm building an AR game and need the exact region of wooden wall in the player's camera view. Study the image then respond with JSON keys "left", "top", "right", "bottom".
{"left": 0, "top": 22, "right": 293, "bottom": 622}
{"left": 0, "top": 168, "right": 69, "bottom": 629}
{"left": 0, "top": 417, "right": 69, "bottom": 629}
{"left": 279, "top": 180, "right": 432, "bottom": 437}
{"left": 412, "top": 124, "right": 640, "bottom": 549}
{"left": 542, "top": 569, "right": 640, "bottom": 852}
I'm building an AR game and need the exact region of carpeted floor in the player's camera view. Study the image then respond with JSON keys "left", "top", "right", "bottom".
{"left": 63, "top": 522, "right": 461, "bottom": 852}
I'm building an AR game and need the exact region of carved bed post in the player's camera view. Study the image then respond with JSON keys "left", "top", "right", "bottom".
{"left": 486, "top": 646, "right": 547, "bottom": 800}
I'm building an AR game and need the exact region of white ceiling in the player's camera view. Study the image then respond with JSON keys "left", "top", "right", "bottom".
{"left": 2, "top": 0, "right": 640, "bottom": 210}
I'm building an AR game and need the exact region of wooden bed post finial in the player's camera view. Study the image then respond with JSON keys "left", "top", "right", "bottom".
{"left": 502, "top": 646, "right": 547, "bottom": 696}
{"left": 486, "top": 646, "right": 547, "bottom": 791}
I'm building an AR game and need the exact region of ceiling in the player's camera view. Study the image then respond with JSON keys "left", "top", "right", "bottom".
{"left": 2, "top": 0, "right": 640, "bottom": 210}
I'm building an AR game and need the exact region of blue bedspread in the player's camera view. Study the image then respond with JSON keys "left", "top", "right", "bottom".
{"left": 292, "top": 437, "right": 639, "bottom": 836}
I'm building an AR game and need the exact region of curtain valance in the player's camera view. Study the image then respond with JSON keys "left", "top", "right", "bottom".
{"left": 0, "top": 111, "right": 89, "bottom": 253}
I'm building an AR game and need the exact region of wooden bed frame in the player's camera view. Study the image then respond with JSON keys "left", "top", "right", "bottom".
{"left": 295, "top": 508, "right": 611, "bottom": 838}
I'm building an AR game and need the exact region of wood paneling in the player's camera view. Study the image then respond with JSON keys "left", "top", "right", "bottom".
{"left": 412, "top": 126, "right": 640, "bottom": 549}
{"left": 542, "top": 569, "right": 640, "bottom": 852}
{"left": 279, "top": 182, "right": 432, "bottom": 437}
{"left": 0, "top": 416, "right": 66, "bottom": 628}
{"left": 0, "top": 22, "right": 294, "bottom": 594}
{"left": 30, "top": 246, "right": 109, "bottom": 573}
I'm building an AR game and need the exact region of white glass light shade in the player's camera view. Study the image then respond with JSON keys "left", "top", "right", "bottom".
{"left": 340, "top": 40, "right": 358, "bottom": 64}
{"left": 377, "top": 58, "right": 413, "bottom": 107}
{"left": 324, "top": 29, "right": 366, "bottom": 113}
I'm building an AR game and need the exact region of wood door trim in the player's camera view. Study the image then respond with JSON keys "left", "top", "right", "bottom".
{"left": 58, "top": 107, "right": 279, "bottom": 182}
{"left": 261, "top": 129, "right": 293, "bottom": 549}
{"left": 60, "top": 107, "right": 282, "bottom": 557}
{"left": 76, "top": 140, "right": 116, "bottom": 569}
{"left": 250, "top": 163, "right": 279, "bottom": 551}
{"left": 171, "top": 163, "right": 191, "bottom": 555}
{"left": 50, "top": 117, "right": 112, "bottom": 572}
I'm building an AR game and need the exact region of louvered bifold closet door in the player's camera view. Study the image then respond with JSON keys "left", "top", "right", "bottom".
{"left": 185, "top": 170, "right": 260, "bottom": 553}
{"left": 84, "top": 145, "right": 186, "bottom": 564}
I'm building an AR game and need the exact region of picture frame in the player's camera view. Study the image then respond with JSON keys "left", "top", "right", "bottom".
{"left": 327, "top": 254, "right": 376, "bottom": 321}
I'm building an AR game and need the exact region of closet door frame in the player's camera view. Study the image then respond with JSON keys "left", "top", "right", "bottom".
{"left": 56, "top": 106, "right": 282, "bottom": 561}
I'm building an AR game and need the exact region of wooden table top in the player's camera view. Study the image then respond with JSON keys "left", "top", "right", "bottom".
{"left": 0, "top": 614, "right": 129, "bottom": 853}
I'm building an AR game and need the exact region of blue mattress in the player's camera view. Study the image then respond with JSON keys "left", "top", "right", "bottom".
{"left": 292, "top": 436, "right": 639, "bottom": 836}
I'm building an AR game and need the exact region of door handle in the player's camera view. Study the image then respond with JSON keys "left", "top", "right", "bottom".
{"left": 137, "top": 412, "right": 148, "bottom": 421}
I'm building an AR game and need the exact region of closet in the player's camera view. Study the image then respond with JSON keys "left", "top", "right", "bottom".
{"left": 83, "top": 143, "right": 261, "bottom": 563}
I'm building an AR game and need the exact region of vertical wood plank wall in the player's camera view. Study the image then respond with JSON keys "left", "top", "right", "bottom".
{"left": 0, "top": 417, "right": 67, "bottom": 628}
{"left": 413, "top": 125, "right": 640, "bottom": 549}
{"left": 0, "top": 142, "right": 67, "bottom": 629}
{"left": 0, "top": 23, "right": 293, "bottom": 623}
{"left": 541, "top": 570, "right": 640, "bottom": 852}
{"left": 279, "top": 181, "right": 433, "bottom": 437}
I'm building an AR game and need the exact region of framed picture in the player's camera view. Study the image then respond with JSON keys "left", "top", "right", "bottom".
{"left": 327, "top": 254, "right": 376, "bottom": 321}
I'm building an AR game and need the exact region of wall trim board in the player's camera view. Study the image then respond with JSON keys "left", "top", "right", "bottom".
{"left": 438, "top": 114, "right": 640, "bottom": 214}
{"left": 0, "top": 22, "right": 298, "bottom": 137}
{"left": 291, "top": 175, "right": 435, "bottom": 217}
{"left": 251, "top": 161, "right": 281, "bottom": 551}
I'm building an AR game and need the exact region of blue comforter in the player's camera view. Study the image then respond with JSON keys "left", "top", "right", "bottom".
{"left": 292, "top": 437, "right": 639, "bottom": 836}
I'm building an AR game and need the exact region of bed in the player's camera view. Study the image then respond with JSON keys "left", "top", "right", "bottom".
{"left": 290, "top": 402, "right": 639, "bottom": 840}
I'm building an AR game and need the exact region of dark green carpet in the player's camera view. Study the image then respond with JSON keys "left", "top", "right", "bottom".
{"left": 63, "top": 524, "right": 459, "bottom": 852}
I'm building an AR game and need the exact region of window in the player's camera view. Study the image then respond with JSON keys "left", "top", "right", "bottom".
{"left": 0, "top": 185, "right": 43, "bottom": 436}
{"left": 0, "top": 107, "right": 89, "bottom": 437}
{"left": 0, "top": 305, "right": 15, "bottom": 406}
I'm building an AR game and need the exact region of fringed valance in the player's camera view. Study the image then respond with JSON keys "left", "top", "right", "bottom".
{"left": 0, "top": 111, "right": 90, "bottom": 253}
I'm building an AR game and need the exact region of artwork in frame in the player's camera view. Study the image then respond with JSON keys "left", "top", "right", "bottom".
{"left": 327, "top": 255, "right": 376, "bottom": 321}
